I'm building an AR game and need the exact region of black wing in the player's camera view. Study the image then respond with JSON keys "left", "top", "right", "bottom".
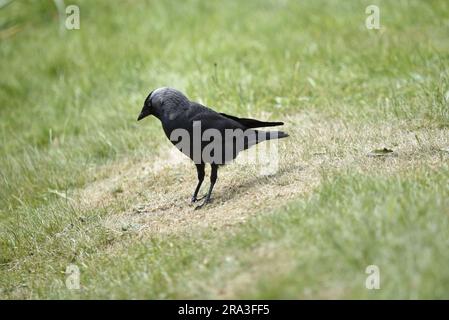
{"left": 219, "top": 113, "right": 284, "bottom": 129}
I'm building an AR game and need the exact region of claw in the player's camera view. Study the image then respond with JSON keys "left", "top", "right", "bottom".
{"left": 194, "top": 198, "right": 211, "bottom": 210}
{"left": 191, "top": 195, "right": 206, "bottom": 203}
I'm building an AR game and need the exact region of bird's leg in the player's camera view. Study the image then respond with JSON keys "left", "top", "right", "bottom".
{"left": 191, "top": 163, "right": 205, "bottom": 203}
{"left": 195, "top": 164, "right": 218, "bottom": 209}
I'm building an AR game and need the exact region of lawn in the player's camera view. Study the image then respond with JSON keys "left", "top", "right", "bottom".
{"left": 0, "top": 0, "right": 448, "bottom": 299}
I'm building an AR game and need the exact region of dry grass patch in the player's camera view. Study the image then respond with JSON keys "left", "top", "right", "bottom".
{"left": 71, "top": 112, "right": 448, "bottom": 239}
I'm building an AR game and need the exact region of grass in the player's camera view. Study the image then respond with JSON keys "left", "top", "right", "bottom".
{"left": 0, "top": 0, "right": 448, "bottom": 299}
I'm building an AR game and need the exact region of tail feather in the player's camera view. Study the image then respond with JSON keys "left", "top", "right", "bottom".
{"left": 245, "top": 130, "right": 289, "bottom": 149}
{"left": 270, "top": 131, "right": 289, "bottom": 139}
{"left": 220, "top": 113, "right": 284, "bottom": 128}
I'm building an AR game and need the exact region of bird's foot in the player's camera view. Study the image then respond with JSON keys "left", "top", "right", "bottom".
{"left": 191, "top": 195, "right": 206, "bottom": 203}
{"left": 194, "top": 198, "right": 211, "bottom": 210}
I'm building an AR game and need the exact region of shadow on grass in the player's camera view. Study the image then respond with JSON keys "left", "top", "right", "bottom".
{"left": 212, "top": 164, "right": 306, "bottom": 204}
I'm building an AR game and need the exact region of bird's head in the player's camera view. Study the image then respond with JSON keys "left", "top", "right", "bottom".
{"left": 137, "top": 89, "right": 155, "bottom": 121}
{"left": 137, "top": 87, "right": 187, "bottom": 121}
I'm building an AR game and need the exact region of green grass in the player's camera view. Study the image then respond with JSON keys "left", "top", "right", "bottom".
{"left": 0, "top": 0, "right": 448, "bottom": 299}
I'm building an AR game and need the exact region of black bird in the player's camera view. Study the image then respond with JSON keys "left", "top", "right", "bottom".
{"left": 137, "top": 87, "right": 288, "bottom": 208}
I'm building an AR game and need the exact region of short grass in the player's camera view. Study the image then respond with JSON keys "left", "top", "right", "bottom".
{"left": 0, "top": 0, "right": 448, "bottom": 299}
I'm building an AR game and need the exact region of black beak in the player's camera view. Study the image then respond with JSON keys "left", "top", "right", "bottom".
{"left": 137, "top": 108, "right": 151, "bottom": 121}
{"left": 137, "top": 112, "right": 146, "bottom": 121}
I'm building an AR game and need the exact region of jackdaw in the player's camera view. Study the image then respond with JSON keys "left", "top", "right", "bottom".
{"left": 137, "top": 87, "right": 288, "bottom": 208}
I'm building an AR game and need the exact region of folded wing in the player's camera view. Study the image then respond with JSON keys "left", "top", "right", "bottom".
{"left": 219, "top": 113, "right": 284, "bottom": 129}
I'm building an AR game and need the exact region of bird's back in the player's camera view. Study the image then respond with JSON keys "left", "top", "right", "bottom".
{"left": 154, "top": 94, "right": 286, "bottom": 165}
{"left": 186, "top": 102, "right": 247, "bottom": 132}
